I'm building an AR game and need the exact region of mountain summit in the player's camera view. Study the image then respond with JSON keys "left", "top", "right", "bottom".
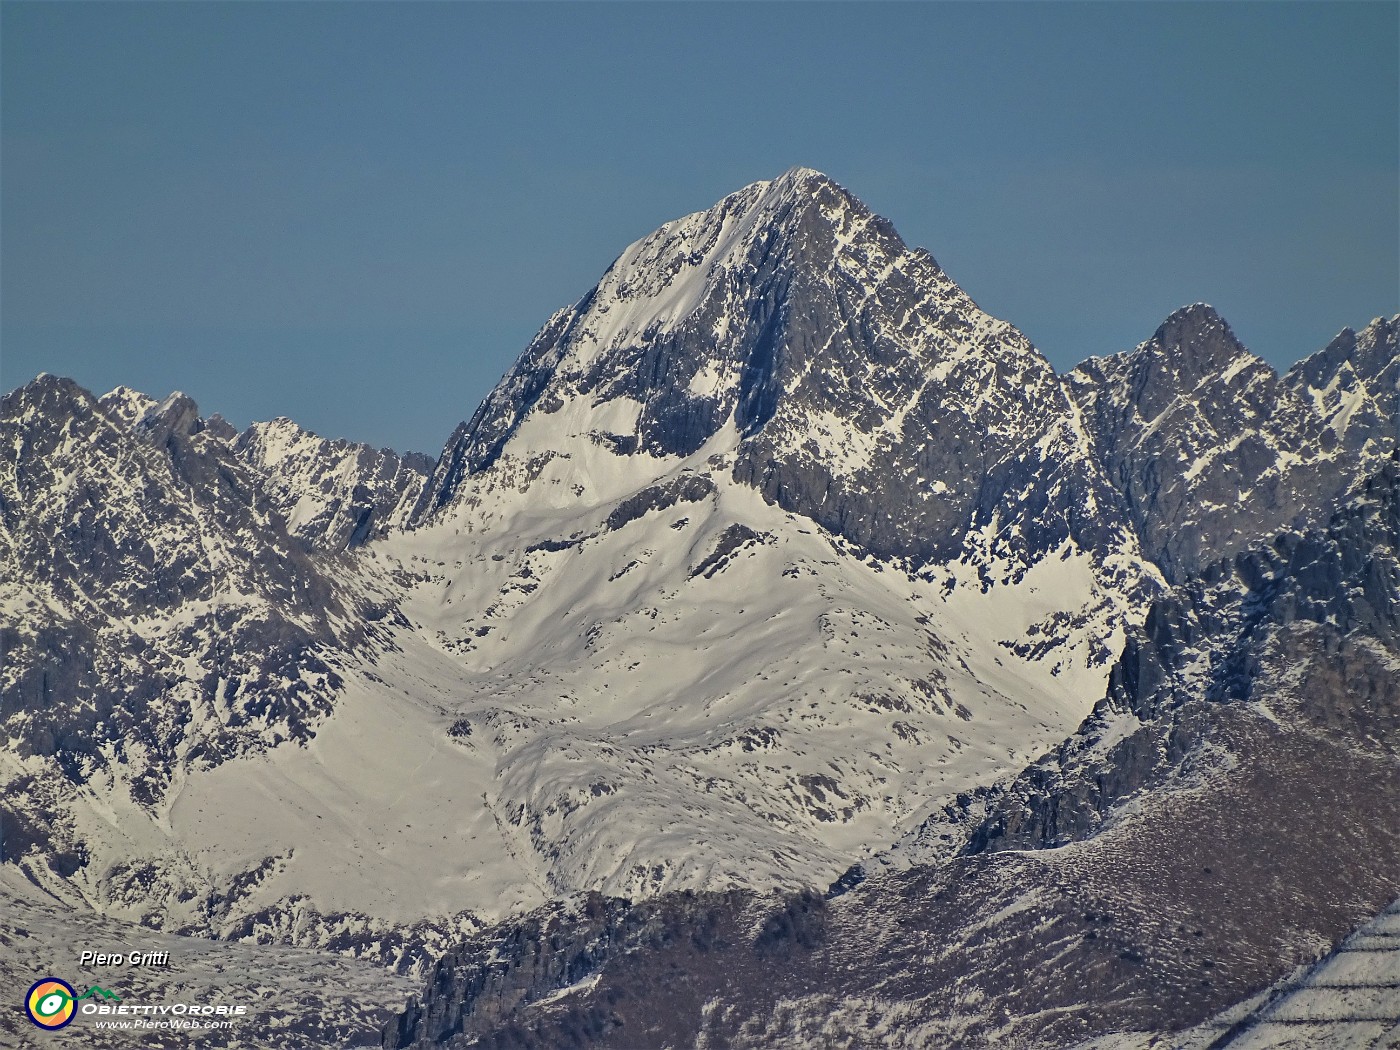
{"left": 1067, "top": 302, "right": 1391, "bottom": 581}
{"left": 415, "top": 169, "right": 1140, "bottom": 589}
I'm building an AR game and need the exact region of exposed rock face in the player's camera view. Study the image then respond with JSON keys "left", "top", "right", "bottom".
{"left": 961, "top": 453, "right": 1400, "bottom": 856}
{"left": 383, "top": 457, "right": 1400, "bottom": 1049}
{"left": 1064, "top": 304, "right": 1385, "bottom": 583}
{"left": 413, "top": 167, "right": 1143, "bottom": 591}
{"left": 379, "top": 890, "right": 755, "bottom": 1050}
{"left": 5, "top": 380, "right": 335, "bottom": 617}
{"left": 233, "top": 416, "right": 433, "bottom": 550}
{"left": 0, "top": 377, "right": 354, "bottom": 890}
{"left": 1285, "top": 313, "right": 1399, "bottom": 464}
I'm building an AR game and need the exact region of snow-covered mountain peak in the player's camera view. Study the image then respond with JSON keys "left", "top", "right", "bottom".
{"left": 771, "top": 163, "right": 831, "bottom": 184}
{"left": 1137, "top": 302, "right": 1259, "bottom": 384}
{"left": 1289, "top": 313, "right": 1397, "bottom": 390}
{"left": 136, "top": 389, "right": 204, "bottom": 443}
{"left": 99, "top": 384, "right": 159, "bottom": 426}
{"left": 1065, "top": 304, "right": 1392, "bottom": 582}
{"left": 413, "top": 170, "right": 1112, "bottom": 574}
{"left": 1065, "top": 304, "right": 1276, "bottom": 451}
{"left": 5, "top": 372, "right": 88, "bottom": 417}
{"left": 562, "top": 166, "right": 893, "bottom": 376}
{"left": 1285, "top": 311, "right": 1398, "bottom": 463}
{"left": 410, "top": 166, "right": 983, "bottom": 497}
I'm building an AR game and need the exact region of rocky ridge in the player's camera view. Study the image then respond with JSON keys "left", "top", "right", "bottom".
{"left": 1, "top": 378, "right": 349, "bottom": 801}
{"left": 0, "top": 377, "right": 409, "bottom": 931}
{"left": 1065, "top": 304, "right": 1394, "bottom": 583}
{"left": 234, "top": 417, "right": 433, "bottom": 551}
{"left": 1286, "top": 313, "right": 1399, "bottom": 465}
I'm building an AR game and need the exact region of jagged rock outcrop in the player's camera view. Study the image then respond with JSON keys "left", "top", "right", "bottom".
{"left": 961, "top": 453, "right": 1400, "bottom": 855}
{"left": 0, "top": 377, "right": 354, "bottom": 890}
{"left": 1064, "top": 304, "right": 1388, "bottom": 582}
{"left": 234, "top": 416, "right": 433, "bottom": 550}
{"left": 1285, "top": 312, "right": 1399, "bottom": 464}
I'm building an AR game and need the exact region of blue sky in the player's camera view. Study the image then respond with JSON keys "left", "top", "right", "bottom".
{"left": 3, "top": 2, "right": 1396, "bottom": 454}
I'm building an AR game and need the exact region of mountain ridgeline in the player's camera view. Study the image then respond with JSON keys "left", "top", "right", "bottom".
{"left": 1, "top": 168, "right": 1396, "bottom": 1049}
{"left": 413, "top": 169, "right": 1137, "bottom": 585}
{"left": 411, "top": 169, "right": 1393, "bottom": 584}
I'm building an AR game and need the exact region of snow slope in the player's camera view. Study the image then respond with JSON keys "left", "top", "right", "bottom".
{"left": 24, "top": 436, "right": 1139, "bottom": 945}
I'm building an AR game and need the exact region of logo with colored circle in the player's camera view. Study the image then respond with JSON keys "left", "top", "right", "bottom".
{"left": 26, "top": 978, "right": 77, "bottom": 1030}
